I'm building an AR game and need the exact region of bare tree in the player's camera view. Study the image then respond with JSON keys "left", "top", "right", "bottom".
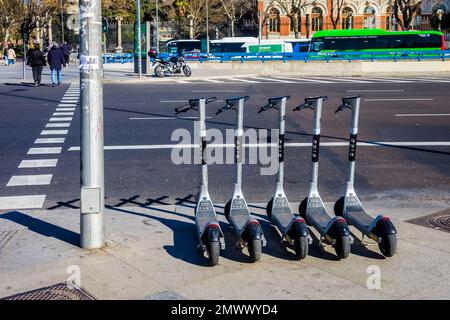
{"left": 0, "top": 0, "right": 23, "bottom": 48}
{"left": 393, "top": 0, "right": 422, "bottom": 31}
{"left": 219, "top": 0, "right": 252, "bottom": 37}
{"left": 330, "top": 0, "right": 345, "bottom": 29}
{"left": 275, "top": 0, "right": 311, "bottom": 39}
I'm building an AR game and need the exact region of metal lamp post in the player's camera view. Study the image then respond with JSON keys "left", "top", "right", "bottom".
{"left": 137, "top": 0, "right": 142, "bottom": 78}
{"left": 60, "top": 0, "right": 65, "bottom": 43}
{"left": 206, "top": 0, "right": 210, "bottom": 54}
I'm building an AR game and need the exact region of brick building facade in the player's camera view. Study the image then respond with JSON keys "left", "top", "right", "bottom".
{"left": 258, "top": 0, "right": 450, "bottom": 39}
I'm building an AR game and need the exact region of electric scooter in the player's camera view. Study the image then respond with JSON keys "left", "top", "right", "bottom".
{"left": 175, "top": 97, "right": 225, "bottom": 266}
{"left": 333, "top": 95, "right": 398, "bottom": 257}
{"left": 216, "top": 96, "right": 266, "bottom": 262}
{"left": 258, "top": 96, "right": 310, "bottom": 260}
{"left": 294, "top": 96, "right": 352, "bottom": 259}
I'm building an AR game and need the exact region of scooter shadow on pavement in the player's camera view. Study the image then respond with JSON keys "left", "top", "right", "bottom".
{"left": 0, "top": 210, "right": 80, "bottom": 247}
{"left": 348, "top": 231, "right": 386, "bottom": 260}
{"left": 105, "top": 204, "right": 213, "bottom": 267}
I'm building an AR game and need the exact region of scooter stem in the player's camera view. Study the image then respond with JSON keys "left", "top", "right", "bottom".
{"left": 345, "top": 96, "right": 361, "bottom": 194}
{"left": 277, "top": 97, "right": 287, "bottom": 184}
{"left": 199, "top": 98, "right": 208, "bottom": 188}
{"left": 235, "top": 98, "right": 245, "bottom": 187}
{"left": 310, "top": 98, "right": 323, "bottom": 193}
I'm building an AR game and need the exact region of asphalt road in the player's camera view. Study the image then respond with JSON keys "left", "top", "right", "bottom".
{"left": 1, "top": 78, "right": 450, "bottom": 210}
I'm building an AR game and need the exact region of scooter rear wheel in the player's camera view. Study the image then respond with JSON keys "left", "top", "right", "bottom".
{"left": 378, "top": 233, "right": 397, "bottom": 257}
{"left": 248, "top": 239, "right": 262, "bottom": 262}
{"left": 335, "top": 235, "right": 351, "bottom": 259}
{"left": 266, "top": 198, "right": 274, "bottom": 222}
{"left": 207, "top": 240, "right": 220, "bottom": 266}
{"left": 183, "top": 66, "right": 192, "bottom": 77}
{"left": 334, "top": 197, "right": 351, "bottom": 225}
{"left": 294, "top": 236, "right": 309, "bottom": 260}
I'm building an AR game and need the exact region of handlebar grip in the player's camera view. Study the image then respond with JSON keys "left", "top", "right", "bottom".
{"left": 175, "top": 105, "right": 190, "bottom": 114}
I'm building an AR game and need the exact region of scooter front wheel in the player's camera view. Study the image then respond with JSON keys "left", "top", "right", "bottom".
{"left": 294, "top": 236, "right": 309, "bottom": 260}
{"left": 207, "top": 240, "right": 220, "bottom": 266}
{"left": 248, "top": 239, "right": 262, "bottom": 262}
{"left": 379, "top": 233, "right": 397, "bottom": 257}
{"left": 335, "top": 235, "right": 351, "bottom": 259}
{"left": 183, "top": 65, "right": 192, "bottom": 77}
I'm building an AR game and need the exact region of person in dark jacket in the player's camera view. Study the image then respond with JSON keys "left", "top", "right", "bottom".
{"left": 47, "top": 42, "right": 65, "bottom": 87}
{"left": 60, "top": 41, "right": 71, "bottom": 66}
{"left": 27, "top": 42, "right": 47, "bottom": 86}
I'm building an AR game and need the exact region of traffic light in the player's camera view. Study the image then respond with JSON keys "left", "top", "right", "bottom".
{"left": 102, "top": 17, "right": 109, "bottom": 33}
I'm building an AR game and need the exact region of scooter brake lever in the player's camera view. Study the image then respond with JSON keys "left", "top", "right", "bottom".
{"left": 334, "top": 103, "right": 351, "bottom": 114}
{"left": 258, "top": 103, "right": 272, "bottom": 113}
{"left": 293, "top": 102, "right": 310, "bottom": 112}
{"left": 174, "top": 104, "right": 191, "bottom": 115}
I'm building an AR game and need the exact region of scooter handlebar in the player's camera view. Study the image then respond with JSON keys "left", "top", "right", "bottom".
{"left": 293, "top": 96, "right": 328, "bottom": 111}
{"left": 268, "top": 96, "right": 290, "bottom": 104}
{"left": 334, "top": 95, "right": 361, "bottom": 114}
{"left": 258, "top": 103, "right": 273, "bottom": 113}
{"left": 205, "top": 97, "right": 218, "bottom": 104}
{"left": 226, "top": 96, "right": 250, "bottom": 104}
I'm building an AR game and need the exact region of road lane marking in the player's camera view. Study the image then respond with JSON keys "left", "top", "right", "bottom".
{"left": 27, "top": 147, "right": 62, "bottom": 155}
{"left": 191, "top": 90, "right": 246, "bottom": 93}
{"left": 249, "top": 77, "right": 296, "bottom": 83}
{"left": 320, "top": 77, "right": 373, "bottom": 83}
{"left": 53, "top": 112, "right": 74, "bottom": 116}
{"left": 58, "top": 104, "right": 77, "bottom": 107}
{"left": 41, "top": 130, "right": 68, "bottom": 135}
{"left": 228, "top": 78, "right": 259, "bottom": 83}
{"left": 175, "top": 80, "right": 190, "bottom": 83}
{"left": 7, "top": 174, "right": 53, "bottom": 186}
{"left": 45, "top": 123, "right": 71, "bottom": 128}
{"left": 364, "top": 98, "right": 434, "bottom": 102}
{"left": 56, "top": 108, "right": 75, "bottom": 111}
{"left": 293, "top": 78, "right": 334, "bottom": 83}
{"left": 129, "top": 116, "right": 213, "bottom": 120}
{"left": 19, "top": 159, "right": 58, "bottom": 168}
{"left": 202, "top": 79, "right": 225, "bottom": 83}
{"left": 49, "top": 117, "right": 73, "bottom": 121}
{"left": 68, "top": 141, "right": 450, "bottom": 151}
{"left": 0, "top": 195, "right": 46, "bottom": 210}
{"left": 160, "top": 100, "right": 224, "bottom": 103}
{"left": 35, "top": 138, "right": 66, "bottom": 144}
{"left": 347, "top": 90, "right": 405, "bottom": 92}
{"left": 395, "top": 113, "right": 450, "bottom": 117}
{"left": 370, "top": 78, "right": 415, "bottom": 83}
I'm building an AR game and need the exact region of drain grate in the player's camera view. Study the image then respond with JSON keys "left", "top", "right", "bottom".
{"left": 430, "top": 215, "right": 450, "bottom": 231}
{"left": 0, "top": 230, "right": 19, "bottom": 256}
{"left": 1, "top": 283, "right": 96, "bottom": 300}
{"left": 407, "top": 209, "right": 450, "bottom": 233}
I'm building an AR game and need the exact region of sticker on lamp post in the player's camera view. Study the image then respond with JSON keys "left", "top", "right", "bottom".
{"left": 79, "top": 55, "right": 100, "bottom": 71}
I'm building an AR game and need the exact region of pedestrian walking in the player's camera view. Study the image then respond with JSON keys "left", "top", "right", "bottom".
{"left": 6, "top": 47, "right": 16, "bottom": 65}
{"left": 60, "top": 41, "right": 71, "bottom": 67}
{"left": 47, "top": 42, "right": 65, "bottom": 87}
{"left": 27, "top": 41, "right": 47, "bottom": 87}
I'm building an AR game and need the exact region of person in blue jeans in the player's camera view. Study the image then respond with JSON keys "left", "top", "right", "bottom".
{"left": 47, "top": 42, "right": 66, "bottom": 86}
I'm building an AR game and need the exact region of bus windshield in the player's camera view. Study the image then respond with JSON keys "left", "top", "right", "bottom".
{"left": 310, "top": 41, "right": 324, "bottom": 52}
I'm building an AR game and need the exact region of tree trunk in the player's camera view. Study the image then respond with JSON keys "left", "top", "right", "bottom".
{"left": 231, "top": 20, "right": 235, "bottom": 37}
{"left": 3, "top": 28, "right": 10, "bottom": 49}
{"left": 292, "top": 16, "right": 299, "bottom": 39}
{"left": 189, "top": 17, "right": 194, "bottom": 39}
{"left": 117, "top": 17, "right": 123, "bottom": 50}
{"left": 48, "top": 19, "right": 53, "bottom": 44}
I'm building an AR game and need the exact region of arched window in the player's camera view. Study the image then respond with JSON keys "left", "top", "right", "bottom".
{"left": 341, "top": 7, "right": 353, "bottom": 29}
{"left": 269, "top": 8, "right": 281, "bottom": 33}
{"left": 364, "top": 6, "right": 376, "bottom": 29}
{"left": 311, "top": 7, "right": 323, "bottom": 32}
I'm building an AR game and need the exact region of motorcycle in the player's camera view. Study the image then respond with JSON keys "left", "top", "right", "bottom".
{"left": 151, "top": 53, "right": 192, "bottom": 78}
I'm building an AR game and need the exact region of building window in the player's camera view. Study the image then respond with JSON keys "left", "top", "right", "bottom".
{"left": 363, "top": 6, "right": 376, "bottom": 29}
{"left": 311, "top": 7, "right": 323, "bottom": 32}
{"left": 341, "top": 7, "right": 353, "bottom": 29}
{"left": 269, "top": 8, "right": 281, "bottom": 33}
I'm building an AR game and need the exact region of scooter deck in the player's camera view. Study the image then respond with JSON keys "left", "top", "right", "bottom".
{"left": 344, "top": 196, "right": 374, "bottom": 229}
{"left": 272, "top": 196, "right": 295, "bottom": 231}
{"left": 229, "top": 197, "right": 253, "bottom": 233}
{"left": 196, "top": 199, "right": 220, "bottom": 234}
{"left": 307, "top": 196, "right": 334, "bottom": 230}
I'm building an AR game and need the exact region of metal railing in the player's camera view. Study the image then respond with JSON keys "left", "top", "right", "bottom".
{"left": 103, "top": 50, "right": 450, "bottom": 64}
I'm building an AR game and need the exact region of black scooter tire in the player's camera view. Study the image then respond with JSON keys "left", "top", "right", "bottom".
{"left": 334, "top": 197, "right": 351, "bottom": 225}
{"left": 207, "top": 240, "right": 220, "bottom": 266}
{"left": 266, "top": 198, "right": 274, "bottom": 222}
{"left": 294, "top": 235, "right": 309, "bottom": 260}
{"left": 335, "top": 235, "right": 351, "bottom": 259}
{"left": 224, "top": 200, "right": 232, "bottom": 221}
{"left": 248, "top": 239, "right": 262, "bottom": 262}
{"left": 379, "top": 233, "right": 397, "bottom": 257}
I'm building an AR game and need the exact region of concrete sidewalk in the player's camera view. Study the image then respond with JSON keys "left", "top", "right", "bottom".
{"left": 1, "top": 200, "right": 449, "bottom": 300}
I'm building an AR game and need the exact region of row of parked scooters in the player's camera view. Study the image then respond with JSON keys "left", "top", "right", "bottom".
{"left": 174, "top": 95, "right": 398, "bottom": 266}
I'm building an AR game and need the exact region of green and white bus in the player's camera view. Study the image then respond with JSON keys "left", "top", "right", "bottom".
{"left": 310, "top": 29, "right": 445, "bottom": 54}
